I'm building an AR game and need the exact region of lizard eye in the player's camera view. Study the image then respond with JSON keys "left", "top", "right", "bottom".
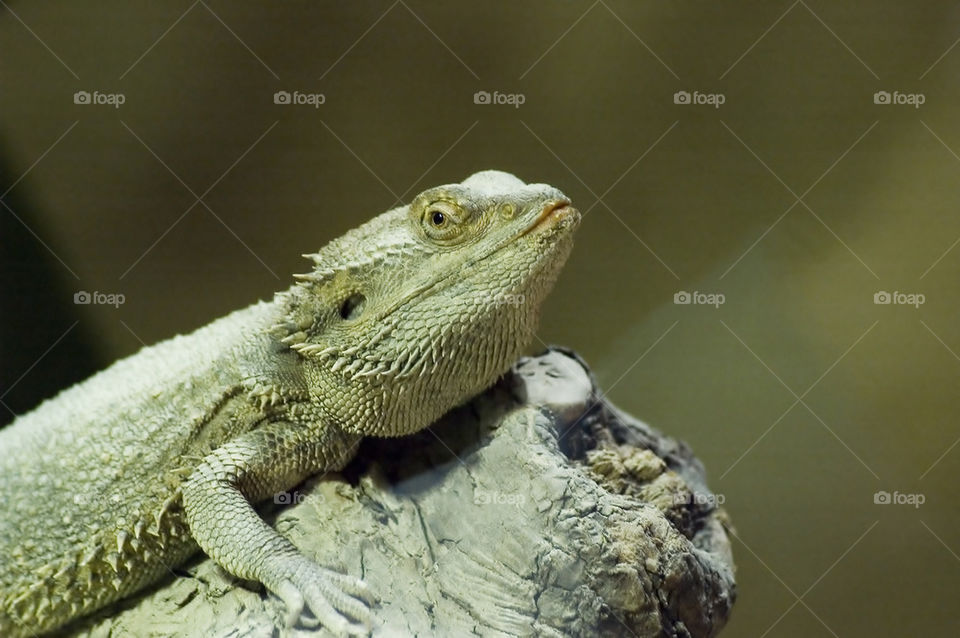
{"left": 421, "top": 200, "right": 465, "bottom": 244}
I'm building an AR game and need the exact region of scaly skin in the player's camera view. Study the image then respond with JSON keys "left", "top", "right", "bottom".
{"left": 0, "top": 170, "right": 579, "bottom": 636}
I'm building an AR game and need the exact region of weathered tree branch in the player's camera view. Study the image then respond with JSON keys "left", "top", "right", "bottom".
{"left": 76, "top": 349, "right": 735, "bottom": 637}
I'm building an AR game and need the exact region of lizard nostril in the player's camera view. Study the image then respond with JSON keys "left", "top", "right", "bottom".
{"left": 544, "top": 199, "right": 571, "bottom": 215}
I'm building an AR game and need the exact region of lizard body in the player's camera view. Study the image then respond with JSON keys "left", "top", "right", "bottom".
{"left": 0, "top": 170, "right": 578, "bottom": 636}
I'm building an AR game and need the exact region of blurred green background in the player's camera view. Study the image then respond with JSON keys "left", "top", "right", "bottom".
{"left": 2, "top": 2, "right": 959, "bottom": 636}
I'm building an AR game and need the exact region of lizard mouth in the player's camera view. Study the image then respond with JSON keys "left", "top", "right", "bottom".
{"left": 520, "top": 199, "right": 577, "bottom": 237}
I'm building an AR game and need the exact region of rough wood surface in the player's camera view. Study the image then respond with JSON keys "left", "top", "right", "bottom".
{"left": 72, "top": 348, "right": 735, "bottom": 637}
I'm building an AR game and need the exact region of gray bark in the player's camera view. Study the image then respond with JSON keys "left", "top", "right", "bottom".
{"left": 76, "top": 348, "right": 735, "bottom": 637}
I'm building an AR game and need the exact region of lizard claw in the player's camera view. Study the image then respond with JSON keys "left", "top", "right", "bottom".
{"left": 269, "top": 558, "right": 374, "bottom": 636}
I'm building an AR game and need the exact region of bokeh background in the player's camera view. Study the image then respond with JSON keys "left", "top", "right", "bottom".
{"left": 2, "top": 2, "right": 959, "bottom": 636}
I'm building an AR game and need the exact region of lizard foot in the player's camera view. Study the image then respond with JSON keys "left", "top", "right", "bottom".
{"left": 268, "top": 556, "right": 375, "bottom": 637}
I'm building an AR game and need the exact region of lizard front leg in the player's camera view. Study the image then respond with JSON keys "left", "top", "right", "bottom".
{"left": 181, "top": 421, "right": 372, "bottom": 634}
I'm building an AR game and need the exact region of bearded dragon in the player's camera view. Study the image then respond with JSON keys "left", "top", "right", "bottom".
{"left": 0, "top": 170, "right": 579, "bottom": 636}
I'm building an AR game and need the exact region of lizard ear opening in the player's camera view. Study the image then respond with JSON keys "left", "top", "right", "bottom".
{"left": 339, "top": 293, "right": 366, "bottom": 320}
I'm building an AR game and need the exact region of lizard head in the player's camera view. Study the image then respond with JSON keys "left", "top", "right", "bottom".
{"left": 278, "top": 170, "right": 579, "bottom": 436}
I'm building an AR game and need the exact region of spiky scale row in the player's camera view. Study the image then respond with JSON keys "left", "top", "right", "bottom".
{"left": 2, "top": 500, "right": 195, "bottom": 633}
